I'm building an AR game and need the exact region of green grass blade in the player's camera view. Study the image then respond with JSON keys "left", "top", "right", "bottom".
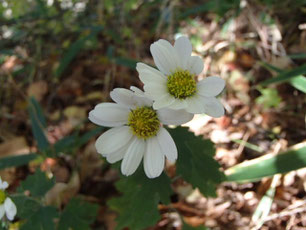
{"left": 225, "top": 144, "right": 306, "bottom": 182}
{"left": 232, "top": 139, "right": 264, "bottom": 153}
{"left": 28, "top": 98, "right": 49, "bottom": 152}
{"left": 288, "top": 53, "right": 306, "bottom": 59}
{"left": 55, "top": 28, "right": 102, "bottom": 78}
{"left": 259, "top": 64, "right": 306, "bottom": 86}
{"left": 0, "top": 154, "right": 37, "bottom": 169}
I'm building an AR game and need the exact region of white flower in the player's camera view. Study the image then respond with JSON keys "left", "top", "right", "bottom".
{"left": 88, "top": 87, "right": 193, "bottom": 178}
{"left": 0, "top": 178, "right": 17, "bottom": 221}
{"left": 136, "top": 36, "right": 225, "bottom": 117}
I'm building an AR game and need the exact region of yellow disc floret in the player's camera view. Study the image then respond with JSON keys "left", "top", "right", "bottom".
{"left": 0, "top": 190, "right": 6, "bottom": 204}
{"left": 128, "top": 107, "right": 160, "bottom": 139}
{"left": 167, "top": 69, "right": 197, "bottom": 99}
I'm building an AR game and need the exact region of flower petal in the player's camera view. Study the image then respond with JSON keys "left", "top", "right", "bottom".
{"left": 150, "top": 39, "right": 179, "bottom": 75}
{"left": 187, "top": 56, "right": 203, "bottom": 75}
{"left": 136, "top": 63, "right": 166, "bottom": 85}
{"left": 121, "top": 137, "right": 145, "bottom": 176}
{"left": 110, "top": 88, "right": 136, "bottom": 109}
{"left": 0, "top": 179, "right": 8, "bottom": 190}
{"left": 152, "top": 94, "right": 175, "bottom": 110}
{"left": 144, "top": 137, "right": 165, "bottom": 178}
{"left": 174, "top": 36, "right": 192, "bottom": 69}
{"left": 197, "top": 76, "right": 225, "bottom": 97}
{"left": 143, "top": 83, "right": 168, "bottom": 100}
{"left": 4, "top": 198, "right": 16, "bottom": 221}
{"left": 106, "top": 140, "right": 131, "bottom": 163}
{"left": 158, "top": 108, "right": 193, "bottom": 125}
{"left": 166, "top": 99, "right": 187, "bottom": 110}
{"left": 0, "top": 205, "right": 5, "bottom": 220}
{"left": 202, "top": 97, "right": 225, "bottom": 118}
{"left": 130, "top": 86, "right": 144, "bottom": 96}
{"left": 95, "top": 126, "right": 133, "bottom": 156}
{"left": 156, "top": 127, "right": 177, "bottom": 163}
{"left": 88, "top": 103, "right": 129, "bottom": 127}
{"left": 185, "top": 95, "right": 206, "bottom": 114}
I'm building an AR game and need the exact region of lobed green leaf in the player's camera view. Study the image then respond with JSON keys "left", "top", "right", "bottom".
{"left": 168, "top": 127, "right": 225, "bottom": 197}
{"left": 58, "top": 197, "right": 99, "bottom": 230}
{"left": 108, "top": 169, "right": 172, "bottom": 230}
{"left": 17, "top": 169, "right": 55, "bottom": 197}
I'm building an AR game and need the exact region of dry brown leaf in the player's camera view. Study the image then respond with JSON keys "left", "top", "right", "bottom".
{"left": 0, "top": 137, "right": 30, "bottom": 157}
{"left": 27, "top": 80, "right": 48, "bottom": 102}
{"left": 45, "top": 171, "right": 80, "bottom": 207}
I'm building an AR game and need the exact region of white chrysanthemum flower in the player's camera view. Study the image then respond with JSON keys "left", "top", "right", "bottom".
{"left": 136, "top": 36, "right": 225, "bottom": 117}
{"left": 0, "top": 178, "right": 17, "bottom": 221}
{"left": 89, "top": 87, "right": 193, "bottom": 178}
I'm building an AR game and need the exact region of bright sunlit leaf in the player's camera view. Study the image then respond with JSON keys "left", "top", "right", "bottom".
{"left": 226, "top": 143, "right": 306, "bottom": 182}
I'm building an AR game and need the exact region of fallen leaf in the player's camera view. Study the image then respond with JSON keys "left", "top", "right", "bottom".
{"left": 27, "top": 81, "right": 48, "bottom": 102}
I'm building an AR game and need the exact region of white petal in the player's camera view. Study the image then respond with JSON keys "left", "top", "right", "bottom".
{"left": 143, "top": 83, "right": 168, "bottom": 100}
{"left": 152, "top": 94, "right": 175, "bottom": 110}
{"left": 150, "top": 39, "right": 179, "bottom": 75}
{"left": 187, "top": 56, "right": 203, "bottom": 75}
{"left": 156, "top": 127, "right": 177, "bottom": 163}
{"left": 88, "top": 103, "right": 129, "bottom": 127}
{"left": 166, "top": 99, "right": 187, "bottom": 110}
{"left": 106, "top": 140, "right": 131, "bottom": 163}
{"left": 0, "top": 205, "right": 5, "bottom": 220}
{"left": 121, "top": 137, "right": 145, "bottom": 176}
{"left": 158, "top": 108, "right": 193, "bottom": 125}
{"left": 144, "top": 137, "right": 165, "bottom": 178}
{"left": 0, "top": 180, "right": 8, "bottom": 190}
{"left": 95, "top": 126, "right": 133, "bottom": 156}
{"left": 202, "top": 97, "right": 225, "bottom": 118}
{"left": 185, "top": 95, "right": 206, "bottom": 114}
{"left": 110, "top": 88, "right": 136, "bottom": 109}
{"left": 4, "top": 198, "right": 16, "bottom": 221}
{"left": 136, "top": 63, "right": 166, "bottom": 85}
{"left": 174, "top": 36, "right": 192, "bottom": 69}
{"left": 197, "top": 77, "right": 225, "bottom": 97}
{"left": 130, "top": 86, "right": 145, "bottom": 97}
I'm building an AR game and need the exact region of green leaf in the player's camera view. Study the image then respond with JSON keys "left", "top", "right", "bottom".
{"left": 288, "top": 53, "right": 306, "bottom": 59}
{"left": 20, "top": 206, "right": 58, "bottom": 230}
{"left": 225, "top": 144, "right": 306, "bottom": 182}
{"left": 112, "top": 56, "right": 138, "bottom": 69}
{"left": 289, "top": 76, "right": 306, "bottom": 93}
{"left": 259, "top": 62, "right": 306, "bottom": 93}
{"left": 55, "top": 28, "right": 102, "bottom": 78}
{"left": 28, "top": 97, "right": 49, "bottom": 152}
{"left": 252, "top": 181, "right": 276, "bottom": 229}
{"left": 168, "top": 127, "right": 224, "bottom": 197}
{"left": 58, "top": 198, "right": 99, "bottom": 230}
{"left": 108, "top": 169, "right": 172, "bottom": 230}
{"left": 255, "top": 88, "right": 281, "bottom": 109}
{"left": 53, "top": 127, "right": 103, "bottom": 155}
{"left": 17, "top": 169, "right": 55, "bottom": 197}
{"left": 259, "top": 64, "right": 306, "bottom": 86}
{"left": 76, "top": 127, "right": 104, "bottom": 148}
{"left": 0, "top": 154, "right": 37, "bottom": 170}
{"left": 11, "top": 195, "right": 41, "bottom": 219}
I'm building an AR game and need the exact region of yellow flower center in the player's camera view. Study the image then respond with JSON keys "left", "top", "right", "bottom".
{"left": 0, "top": 190, "right": 6, "bottom": 204}
{"left": 167, "top": 69, "right": 197, "bottom": 99}
{"left": 128, "top": 107, "right": 160, "bottom": 139}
